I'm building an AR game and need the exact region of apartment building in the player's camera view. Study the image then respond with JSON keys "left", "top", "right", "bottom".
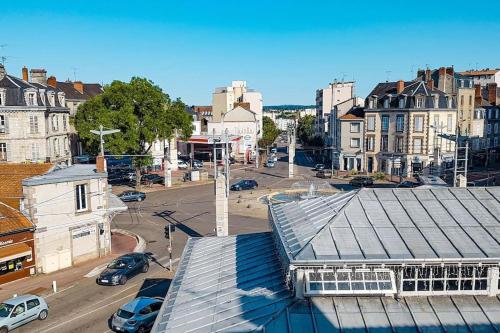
{"left": 0, "top": 65, "right": 71, "bottom": 164}
{"left": 315, "top": 81, "right": 354, "bottom": 137}
{"left": 336, "top": 107, "right": 365, "bottom": 171}
{"left": 364, "top": 80, "right": 457, "bottom": 176}
{"left": 459, "top": 68, "right": 500, "bottom": 86}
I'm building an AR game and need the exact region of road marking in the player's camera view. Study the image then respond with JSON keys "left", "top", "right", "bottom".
{"left": 84, "top": 263, "right": 109, "bottom": 278}
{"left": 44, "top": 284, "right": 75, "bottom": 299}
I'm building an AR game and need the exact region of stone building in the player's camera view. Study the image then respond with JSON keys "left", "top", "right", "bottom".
{"left": 0, "top": 65, "right": 71, "bottom": 164}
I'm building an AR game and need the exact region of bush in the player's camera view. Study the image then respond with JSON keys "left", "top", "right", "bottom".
{"left": 373, "top": 172, "right": 385, "bottom": 180}
{"left": 349, "top": 169, "right": 358, "bottom": 176}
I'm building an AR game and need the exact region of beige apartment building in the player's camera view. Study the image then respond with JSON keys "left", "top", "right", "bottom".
{"left": 337, "top": 108, "right": 365, "bottom": 171}
{"left": 364, "top": 80, "right": 457, "bottom": 176}
{"left": 315, "top": 81, "right": 355, "bottom": 137}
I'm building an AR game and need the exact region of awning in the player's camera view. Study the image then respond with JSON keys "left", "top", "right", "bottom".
{"left": 0, "top": 243, "right": 32, "bottom": 263}
{"left": 108, "top": 193, "right": 128, "bottom": 213}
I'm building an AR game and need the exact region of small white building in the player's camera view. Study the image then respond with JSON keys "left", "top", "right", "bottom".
{"left": 208, "top": 106, "right": 259, "bottom": 162}
{"left": 21, "top": 162, "right": 126, "bottom": 273}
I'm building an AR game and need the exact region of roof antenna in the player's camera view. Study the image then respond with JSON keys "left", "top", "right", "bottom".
{"left": 0, "top": 44, "right": 8, "bottom": 65}
{"left": 385, "top": 70, "right": 392, "bottom": 82}
{"left": 72, "top": 67, "right": 78, "bottom": 81}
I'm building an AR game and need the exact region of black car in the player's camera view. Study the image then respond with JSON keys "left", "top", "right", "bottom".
{"left": 230, "top": 179, "right": 258, "bottom": 191}
{"left": 314, "top": 164, "right": 325, "bottom": 171}
{"left": 397, "top": 180, "right": 420, "bottom": 188}
{"left": 316, "top": 169, "right": 332, "bottom": 178}
{"left": 118, "top": 191, "right": 146, "bottom": 202}
{"left": 96, "top": 253, "right": 149, "bottom": 286}
{"left": 141, "top": 174, "right": 164, "bottom": 185}
{"left": 349, "top": 176, "right": 374, "bottom": 187}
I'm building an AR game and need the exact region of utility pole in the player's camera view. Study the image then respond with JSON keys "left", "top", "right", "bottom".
{"left": 288, "top": 122, "right": 296, "bottom": 178}
{"left": 90, "top": 125, "right": 120, "bottom": 157}
{"left": 255, "top": 120, "right": 260, "bottom": 169}
{"left": 164, "top": 224, "right": 175, "bottom": 270}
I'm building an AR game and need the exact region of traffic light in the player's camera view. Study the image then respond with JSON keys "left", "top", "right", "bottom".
{"left": 164, "top": 225, "right": 170, "bottom": 239}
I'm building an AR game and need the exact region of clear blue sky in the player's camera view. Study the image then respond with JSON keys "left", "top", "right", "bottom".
{"left": 2, "top": 1, "right": 499, "bottom": 105}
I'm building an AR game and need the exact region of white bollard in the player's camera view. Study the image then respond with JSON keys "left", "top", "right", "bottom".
{"left": 52, "top": 280, "right": 57, "bottom": 293}
{"left": 12, "top": 294, "right": 17, "bottom": 298}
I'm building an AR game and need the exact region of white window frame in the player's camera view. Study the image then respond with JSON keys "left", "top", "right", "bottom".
{"left": 413, "top": 138, "right": 423, "bottom": 154}
{"left": 447, "top": 114, "right": 453, "bottom": 132}
{"left": 396, "top": 115, "right": 404, "bottom": 132}
{"left": 381, "top": 115, "right": 389, "bottom": 132}
{"left": 75, "top": 184, "right": 88, "bottom": 212}
{"left": 399, "top": 98, "right": 405, "bottom": 109}
{"left": 414, "top": 116, "right": 424, "bottom": 132}
{"left": 350, "top": 122, "right": 360, "bottom": 133}
{"left": 0, "top": 142, "right": 6, "bottom": 161}
{"left": 29, "top": 115, "right": 39, "bottom": 134}
{"left": 0, "top": 89, "right": 5, "bottom": 106}
{"left": 63, "top": 115, "right": 67, "bottom": 132}
{"left": 31, "top": 143, "right": 40, "bottom": 161}
{"left": 350, "top": 138, "right": 360, "bottom": 148}
{"left": 0, "top": 115, "right": 5, "bottom": 133}
{"left": 367, "top": 116, "right": 376, "bottom": 132}
{"left": 366, "top": 136, "right": 375, "bottom": 151}
{"left": 416, "top": 97, "right": 423, "bottom": 108}
{"left": 47, "top": 92, "right": 55, "bottom": 107}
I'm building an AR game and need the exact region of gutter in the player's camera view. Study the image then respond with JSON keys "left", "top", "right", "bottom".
{"left": 291, "top": 257, "right": 500, "bottom": 266}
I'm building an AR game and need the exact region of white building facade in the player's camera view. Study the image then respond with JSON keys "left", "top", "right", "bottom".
{"left": 315, "top": 81, "right": 355, "bottom": 137}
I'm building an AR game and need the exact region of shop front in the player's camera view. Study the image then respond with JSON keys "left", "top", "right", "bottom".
{"left": 0, "top": 231, "right": 35, "bottom": 285}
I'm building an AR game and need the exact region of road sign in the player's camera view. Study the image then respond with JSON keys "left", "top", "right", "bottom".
{"left": 393, "top": 158, "right": 401, "bottom": 169}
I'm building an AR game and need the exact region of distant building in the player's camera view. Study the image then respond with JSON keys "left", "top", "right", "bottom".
{"left": 0, "top": 65, "right": 71, "bottom": 164}
{"left": 459, "top": 68, "right": 500, "bottom": 86}
{"left": 22, "top": 161, "right": 126, "bottom": 273}
{"left": 264, "top": 107, "right": 315, "bottom": 131}
{"left": 335, "top": 107, "right": 365, "bottom": 171}
{"left": 315, "top": 81, "right": 355, "bottom": 137}
{"left": 187, "top": 105, "right": 212, "bottom": 133}
{"left": 365, "top": 80, "right": 457, "bottom": 176}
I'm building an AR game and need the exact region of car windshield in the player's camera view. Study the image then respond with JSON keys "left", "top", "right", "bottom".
{"left": 0, "top": 303, "right": 13, "bottom": 317}
{"left": 117, "top": 308, "right": 135, "bottom": 319}
{"left": 108, "top": 259, "right": 127, "bottom": 269}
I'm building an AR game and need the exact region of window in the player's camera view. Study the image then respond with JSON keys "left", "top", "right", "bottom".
{"left": 0, "top": 89, "right": 5, "bottom": 106}
{"left": 414, "top": 116, "right": 424, "bottom": 132}
{"left": 396, "top": 115, "right": 404, "bottom": 132}
{"left": 0, "top": 143, "right": 6, "bottom": 161}
{"left": 447, "top": 114, "right": 453, "bottom": 131}
{"left": 31, "top": 143, "right": 39, "bottom": 161}
{"left": 48, "top": 93, "right": 55, "bottom": 107}
{"left": 487, "top": 124, "right": 492, "bottom": 134}
{"left": 27, "top": 92, "right": 36, "bottom": 106}
{"left": 0, "top": 115, "right": 5, "bottom": 133}
{"left": 494, "top": 137, "right": 498, "bottom": 147}
{"left": 64, "top": 137, "right": 69, "bottom": 154}
{"left": 27, "top": 299, "right": 40, "bottom": 310}
{"left": 52, "top": 115, "right": 58, "bottom": 131}
{"left": 367, "top": 116, "right": 375, "bottom": 132}
{"left": 75, "top": 184, "right": 88, "bottom": 212}
{"left": 306, "top": 269, "right": 396, "bottom": 295}
{"left": 469, "top": 95, "right": 473, "bottom": 106}
{"left": 350, "top": 123, "right": 360, "bottom": 133}
{"left": 447, "top": 96, "right": 452, "bottom": 108}
{"left": 395, "top": 136, "right": 404, "bottom": 152}
{"left": 399, "top": 98, "right": 405, "bottom": 109}
{"left": 413, "top": 138, "right": 423, "bottom": 154}
{"left": 401, "top": 265, "right": 489, "bottom": 295}
{"left": 63, "top": 115, "right": 67, "bottom": 131}
{"left": 416, "top": 97, "right": 423, "bottom": 108}
{"left": 366, "top": 136, "right": 375, "bottom": 151}
{"left": 383, "top": 99, "right": 389, "bottom": 108}
{"left": 460, "top": 95, "right": 464, "bottom": 106}
{"left": 53, "top": 138, "right": 59, "bottom": 156}
{"left": 29, "top": 115, "right": 39, "bottom": 134}
{"left": 433, "top": 115, "right": 440, "bottom": 127}
{"left": 494, "top": 123, "right": 498, "bottom": 134}
{"left": 369, "top": 100, "right": 374, "bottom": 109}
{"left": 381, "top": 115, "right": 389, "bottom": 132}
{"left": 12, "top": 303, "right": 25, "bottom": 316}
{"left": 381, "top": 135, "right": 388, "bottom": 151}
{"left": 350, "top": 138, "right": 360, "bottom": 148}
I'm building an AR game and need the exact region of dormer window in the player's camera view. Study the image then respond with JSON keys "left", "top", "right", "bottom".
{"left": 447, "top": 96, "right": 453, "bottom": 108}
{"left": 57, "top": 92, "right": 65, "bottom": 106}
{"left": 47, "top": 92, "right": 55, "bottom": 107}
{"left": 0, "top": 89, "right": 5, "bottom": 106}
{"left": 399, "top": 98, "right": 405, "bottom": 109}
{"left": 39, "top": 89, "right": 46, "bottom": 106}
{"left": 433, "top": 95, "right": 439, "bottom": 108}
{"left": 416, "top": 97, "right": 423, "bottom": 108}
{"left": 25, "top": 90, "right": 37, "bottom": 106}
{"left": 369, "top": 99, "right": 374, "bottom": 109}
{"left": 383, "top": 98, "right": 389, "bottom": 108}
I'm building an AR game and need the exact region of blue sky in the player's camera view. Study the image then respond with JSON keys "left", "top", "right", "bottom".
{"left": 1, "top": 1, "right": 499, "bottom": 105}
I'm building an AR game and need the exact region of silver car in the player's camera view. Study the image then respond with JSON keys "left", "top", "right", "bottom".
{"left": 0, "top": 295, "right": 48, "bottom": 332}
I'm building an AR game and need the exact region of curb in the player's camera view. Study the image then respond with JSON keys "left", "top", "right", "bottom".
{"left": 111, "top": 228, "right": 146, "bottom": 253}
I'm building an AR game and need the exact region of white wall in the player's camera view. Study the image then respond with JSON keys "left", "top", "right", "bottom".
{"left": 208, "top": 121, "right": 257, "bottom": 159}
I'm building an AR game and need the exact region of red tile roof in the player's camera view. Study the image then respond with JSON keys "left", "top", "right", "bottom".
{"left": 0, "top": 201, "right": 34, "bottom": 235}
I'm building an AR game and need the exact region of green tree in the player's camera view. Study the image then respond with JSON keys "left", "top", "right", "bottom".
{"left": 297, "top": 114, "right": 315, "bottom": 144}
{"left": 75, "top": 77, "right": 193, "bottom": 187}
{"left": 258, "top": 116, "right": 280, "bottom": 148}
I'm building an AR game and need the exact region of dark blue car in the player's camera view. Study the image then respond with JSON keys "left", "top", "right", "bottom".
{"left": 111, "top": 297, "right": 163, "bottom": 333}
{"left": 230, "top": 179, "right": 258, "bottom": 191}
{"left": 96, "top": 253, "right": 149, "bottom": 286}
{"left": 118, "top": 191, "right": 146, "bottom": 202}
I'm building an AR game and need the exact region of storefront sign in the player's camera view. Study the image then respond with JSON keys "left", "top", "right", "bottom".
{"left": 0, "top": 240, "right": 13, "bottom": 246}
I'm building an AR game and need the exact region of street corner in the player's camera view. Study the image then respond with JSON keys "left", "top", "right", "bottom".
{"left": 111, "top": 229, "right": 141, "bottom": 254}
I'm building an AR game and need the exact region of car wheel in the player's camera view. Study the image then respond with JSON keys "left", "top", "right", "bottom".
{"left": 137, "top": 326, "right": 147, "bottom": 333}
{"left": 119, "top": 275, "right": 127, "bottom": 285}
{"left": 142, "top": 264, "right": 149, "bottom": 273}
{"left": 38, "top": 309, "right": 48, "bottom": 320}
{"left": 0, "top": 326, "right": 8, "bottom": 333}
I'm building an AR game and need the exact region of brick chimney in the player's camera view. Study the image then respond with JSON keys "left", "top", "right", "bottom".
{"left": 446, "top": 66, "right": 454, "bottom": 76}
{"left": 426, "top": 79, "right": 434, "bottom": 90}
{"left": 96, "top": 155, "right": 107, "bottom": 173}
{"left": 396, "top": 80, "right": 404, "bottom": 94}
{"left": 488, "top": 83, "right": 497, "bottom": 105}
{"left": 22, "top": 66, "right": 28, "bottom": 81}
{"left": 425, "top": 68, "right": 431, "bottom": 81}
{"left": 73, "top": 81, "right": 84, "bottom": 94}
{"left": 29, "top": 69, "right": 47, "bottom": 84}
{"left": 47, "top": 76, "right": 57, "bottom": 88}
{"left": 475, "top": 84, "right": 481, "bottom": 98}
{"left": 438, "top": 67, "right": 446, "bottom": 77}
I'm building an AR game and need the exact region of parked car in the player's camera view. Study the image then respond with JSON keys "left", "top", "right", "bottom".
{"left": 397, "top": 180, "right": 420, "bottom": 188}
{"left": 349, "top": 176, "right": 374, "bottom": 187}
{"left": 230, "top": 179, "right": 258, "bottom": 191}
{"left": 271, "top": 148, "right": 277, "bottom": 154}
{"left": 178, "top": 161, "right": 188, "bottom": 169}
{"left": 0, "top": 295, "right": 48, "bottom": 332}
{"left": 96, "top": 253, "right": 149, "bottom": 286}
{"left": 265, "top": 160, "right": 275, "bottom": 168}
{"left": 141, "top": 174, "right": 164, "bottom": 185}
{"left": 314, "top": 164, "right": 325, "bottom": 171}
{"left": 316, "top": 169, "right": 332, "bottom": 178}
{"left": 118, "top": 191, "right": 146, "bottom": 202}
{"left": 111, "top": 297, "right": 163, "bottom": 333}
{"left": 109, "top": 176, "right": 131, "bottom": 186}
{"left": 192, "top": 160, "right": 204, "bottom": 168}
{"left": 74, "top": 155, "right": 91, "bottom": 164}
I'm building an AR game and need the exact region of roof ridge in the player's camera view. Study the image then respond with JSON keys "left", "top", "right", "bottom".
{"left": 293, "top": 190, "right": 359, "bottom": 260}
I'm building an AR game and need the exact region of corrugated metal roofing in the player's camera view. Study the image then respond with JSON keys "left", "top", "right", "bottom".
{"left": 270, "top": 188, "right": 500, "bottom": 263}
{"left": 152, "top": 232, "right": 292, "bottom": 333}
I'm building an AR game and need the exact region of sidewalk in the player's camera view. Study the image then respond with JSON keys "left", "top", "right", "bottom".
{"left": 0, "top": 231, "right": 137, "bottom": 300}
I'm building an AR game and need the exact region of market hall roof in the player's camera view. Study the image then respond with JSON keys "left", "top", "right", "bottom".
{"left": 270, "top": 187, "right": 500, "bottom": 264}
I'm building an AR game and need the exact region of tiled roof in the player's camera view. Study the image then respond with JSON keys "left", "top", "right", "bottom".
{"left": 0, "top": 163, "right": 54, "bottom": 209}
{"left": 56, "top": 81, "right": 103, "bottom": 100}
{"left": 271, "top": 187, "right": 500, "bottom": 264}
{"left": 339, "top": 113, "right": 362, "bottom": 120}
{"left": 0, "top": 201, "right": 34, "bottom": 235}
{"left": 460, "top": 69, "right": 500, "bottom": 76}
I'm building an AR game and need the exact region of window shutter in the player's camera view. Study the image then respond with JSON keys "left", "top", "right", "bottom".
{"left": 4, "top": 115, "right": 8, "bottom": 134}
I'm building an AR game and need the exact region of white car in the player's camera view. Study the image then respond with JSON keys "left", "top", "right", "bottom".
{"left": 178, "top": 161, "right": 188, "bottom": 169}
{"left": 0, "top": 295, "right": 48, "bottom": 332}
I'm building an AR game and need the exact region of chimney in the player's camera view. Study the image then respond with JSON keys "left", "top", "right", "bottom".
{"left": 47, "top": 76, "right": 57, "bottom": 88}
{"left": 425, "top": 68, "right": 431, "bottom": 81}
{"left": 426, "top": 79, "right": 434, "bottom": 90}
{"left": 0, "top": 64, "right": 5, "bottom": 80}
{"left": 488, "top": 83, "right": 497, "bottom": 105}
{"left": 475, "top": 84, "right": 481, "bottom": 98}
{"left": 396, "top": 80, "right": 404, "bottom": 94}
{"left": 438, "top": 67, "right": 446, "bottom": 77}
{"left": 446, "top": 66, "right": 454, "bottom": 76}
{"left": 22, "top": 67, "right": 28, "bottom": 81}
{"left": 29, "top": 69, "right": 47, "bottom": 84}
{"left": 73, "top": 81, "right": 84, "bottom": 94}
{"left": 96, "top": 155, "right": 107, "bottom": 173}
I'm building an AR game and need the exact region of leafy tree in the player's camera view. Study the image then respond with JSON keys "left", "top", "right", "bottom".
{"left": 258, "top": 116, "right": 281, "bottom": 148}
{"left": 297, "top": 114, "right": 315, "bottom": 144}
{"left": 75, "top": 77, "right": 193, "bottom": 187}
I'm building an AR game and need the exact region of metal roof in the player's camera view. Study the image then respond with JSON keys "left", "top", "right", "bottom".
{"left": 22, "top": 164, "right": 106, "bottom": 186}
{"left": 270, "top": 187, "right": 500, "bottom": 264}
{"left": 151, "top": 232, "right": 293, "bottom": 333}
{"left": 264, "top": 296, "right": 500, "bottom": 333}
{"left": 270, "top": 191, "right": 356, "bottom": 261}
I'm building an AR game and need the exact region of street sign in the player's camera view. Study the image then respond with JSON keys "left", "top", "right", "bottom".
{"left": 393, "top": 158, "right": 401, "bottom": 169}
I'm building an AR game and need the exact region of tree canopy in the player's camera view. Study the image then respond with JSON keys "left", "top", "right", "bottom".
{"left": 297, "top": 114, "right": 315, "bottom": 144}
{"left": 258, "top": 116, "right": 281, "bottom": 148}
{"left": 75, "top": 77, "right": 193, "bottom": 172}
